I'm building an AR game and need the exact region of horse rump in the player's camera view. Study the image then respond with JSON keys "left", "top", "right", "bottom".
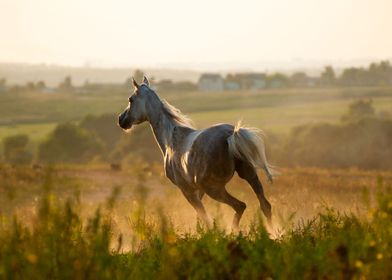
{"left": 227, "top": 122, "right": 275, "bottom": 183}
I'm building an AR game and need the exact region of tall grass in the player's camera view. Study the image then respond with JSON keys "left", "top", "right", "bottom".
{"left": 0, "top": 169, "right": 391, "bottom": 279}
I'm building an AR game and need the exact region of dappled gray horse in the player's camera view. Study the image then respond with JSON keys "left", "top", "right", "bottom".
{"left": 118, "top": 76, "right": 274, "bottom": 229}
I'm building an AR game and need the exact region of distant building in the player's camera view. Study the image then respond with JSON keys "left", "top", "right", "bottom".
{"left": 224, "top": 81, "right": 241, "bottom": 91}
{"left": 237, "top": 73, "right": 267, "bottom": 90}
{"left": 268, "top": 73, "right": 288, "bottom": 88}
{"left": 198, "top": 74, "right": 224, "bottom": 92}
{"left": 269, "top": 79, "right": 283, "bottom": 88}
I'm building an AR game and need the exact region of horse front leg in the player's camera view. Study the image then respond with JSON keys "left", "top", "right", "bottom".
{"left": 201, "top": 184, "right": 247, "bottom": 231}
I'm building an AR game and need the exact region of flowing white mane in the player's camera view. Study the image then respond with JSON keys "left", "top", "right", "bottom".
{"left": 161, "top": 99, "right": 194, "bottom": 128}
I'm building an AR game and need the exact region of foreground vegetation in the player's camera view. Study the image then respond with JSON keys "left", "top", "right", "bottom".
{"left": 0, "top": 166, "right": 391, "bottom": 279}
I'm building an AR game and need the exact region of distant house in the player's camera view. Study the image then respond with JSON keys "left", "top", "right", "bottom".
{"left": 198, "top": 74, "right": 224, "bottom": 92}
{"left": 238, "top": 73, "right": 267, "bottom": 90}
{"left": 268, "top": 73, "right": 288, "bottom": 88}
{"left": 224, "top": 81, "right": 241, "bottom": 91}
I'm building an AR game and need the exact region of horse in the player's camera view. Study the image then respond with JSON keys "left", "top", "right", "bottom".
{"left": 118, "top": 76, "right": 274, "bottom": 229}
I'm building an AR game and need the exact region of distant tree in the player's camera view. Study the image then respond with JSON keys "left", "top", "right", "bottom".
{"left": 133, "top": 69, "right": 144, "bottom": 84}
{"left": 58, "top": 76, "right": 73, "bottom": 91}
{"left": 341, "top": 99, "right": 375, "bottom": 122}
{"left": 367, "top": 60, "right": 392, "bottom": 86}
{"left": 225, "top": 74, "right": 236, "bottom": 83}
{"left": 80, "top": 114, "right": 122, "bottom": 152}
{"left": 111, "top": 123, "right": 161, "bottom": 163}
{"left": 39, "top": 123, "right": 103, "bottom": 163}
{"left": 3, "top": 134, "right": 33, "bottom": 165}
{"left": 267, "top": 73, "right": 289, "bottom": 88}
{"left": 36, "top": 80, "right": 46, "bottom": 90}
{"left": 0, "top": 78, "right": 6, "bottom": 92}
{"left": 339, "top": 67, "right": 367, "bottom": 87}
{"left": 290, "top": 72, "right": 308, "bottom": 87}
{"left": 26, "top": 81, "right": 36, "bottom": 91}
{"left": 124, "top": 69, "right": 144, "bottom": 89}
{"left": 320, "top": 66, "right": 336, "bottom": 86}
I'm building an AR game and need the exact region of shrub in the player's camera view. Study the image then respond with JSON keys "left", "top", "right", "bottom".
{"left": 279, "top": 117, "right": 392, "bottom": 169}
{"left": 341, "top": 99, "right": 375, "bottom": 122}
{"left": 3, "top": 134, "right": 33, "bottom": 165}
{"left": 38, "top": 123, "right": 103, "bottom": 163}
{"left": 80, "top": 113, "right": 122, "bottom": 152}
{"left": 111, "top": 123, "right": 161, "bottom": 163}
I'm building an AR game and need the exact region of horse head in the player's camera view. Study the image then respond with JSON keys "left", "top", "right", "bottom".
{"left": 118, "top": 76, "right": 152, "bottom": 130}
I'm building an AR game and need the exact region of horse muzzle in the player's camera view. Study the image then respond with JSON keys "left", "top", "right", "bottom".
{"left": 118, "top": 112, "right": 132, "bottom": 130}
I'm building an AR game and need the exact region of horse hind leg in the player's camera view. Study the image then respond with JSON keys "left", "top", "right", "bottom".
{"left": 202, "top": 185, "right": 246, "bottom": 230}
{"left": 236, "top": 161, "right": 272, "bottom": 224}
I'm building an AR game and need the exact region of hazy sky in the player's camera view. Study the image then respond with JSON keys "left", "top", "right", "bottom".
{"left": 1, "top": 0, "right": 391, "bottom": 70}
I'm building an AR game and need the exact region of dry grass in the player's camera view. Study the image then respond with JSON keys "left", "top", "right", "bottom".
{"left": 1, "top": 164, "right": 390, "bottom": 232}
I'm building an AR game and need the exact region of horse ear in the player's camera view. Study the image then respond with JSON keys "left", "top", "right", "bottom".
{"left": 143, "top": 76, "right": 150, "bottom": 86}
{"left": 132, "top": 77, "right": 140, "bottom": 89}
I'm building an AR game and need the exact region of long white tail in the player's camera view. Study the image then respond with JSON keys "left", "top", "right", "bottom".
{"left": 227, "top": 122, "right": 275, "bottom": 183}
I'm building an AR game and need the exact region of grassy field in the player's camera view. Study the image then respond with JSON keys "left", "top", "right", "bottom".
{"left": 1, "top": 87, "right": 392, "bottom": 278}
{"left": 0, "top": 87, "right": 391, "bottom": 144}
{"left": 0, "top": 164, "right": 391, "bottom": 279}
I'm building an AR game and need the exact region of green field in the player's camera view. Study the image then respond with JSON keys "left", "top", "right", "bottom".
{"left": 1, "top": 87, "right": 391, "bottom": 144}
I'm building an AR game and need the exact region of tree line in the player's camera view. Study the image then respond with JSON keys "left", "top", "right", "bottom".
{"left": 0, "top": 61, "right": 391, "bottom": 93}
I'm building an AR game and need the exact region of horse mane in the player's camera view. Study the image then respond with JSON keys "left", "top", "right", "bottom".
{"left": 161, "top": 99, "right": 194, "bottom": 128}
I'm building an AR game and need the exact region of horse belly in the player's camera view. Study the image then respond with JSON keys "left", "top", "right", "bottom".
{"left": 187, "top": 139, "right": 235, "bottom": 186}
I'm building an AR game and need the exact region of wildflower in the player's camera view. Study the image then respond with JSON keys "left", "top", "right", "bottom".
{"left": 380, "top": 212, "right": 388, "bottom": 219}
{"left": 355, "top": 260, "right": 363, "bottom": 268}
{"left": 26, "top": 253, "right": 38, "bottom": 264}
{"left": 376, "top": 253, "right": 383, "bottom": 260}
{"left": 369, "top": 240, "right": 376, "bottom": 247}
{"left": 367, "top": 209, "right": 375, "bottom": 219}
{"left": 165, "top": 233, "right": 177, "bottom": 244}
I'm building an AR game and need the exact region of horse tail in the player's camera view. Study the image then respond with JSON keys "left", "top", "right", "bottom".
{"left": 227, "top": 121, "right": 275, "bottom": 183}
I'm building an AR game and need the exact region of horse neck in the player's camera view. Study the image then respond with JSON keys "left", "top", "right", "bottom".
{"left": 147, "top": 106, "right": 177, "bottom": 156}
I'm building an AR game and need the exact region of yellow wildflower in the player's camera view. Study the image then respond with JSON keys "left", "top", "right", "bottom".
{"left": 355, "top": 260, "right": 363, "bottom": 268}
{"left": 26, "top": 253, "right": 38, "bottom": 264}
